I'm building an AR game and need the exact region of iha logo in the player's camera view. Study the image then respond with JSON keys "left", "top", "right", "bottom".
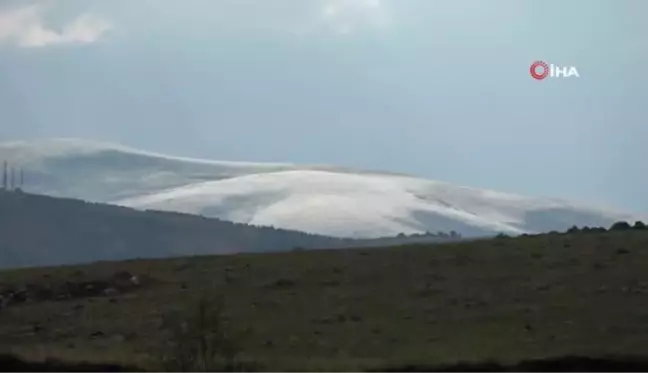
{"left": 530, "top": 61, "right": 580, "bottom": 80}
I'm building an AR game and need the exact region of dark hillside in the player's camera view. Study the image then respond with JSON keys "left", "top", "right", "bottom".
{"left": 0, "top": 190, "right": 461, "bottom": 268}
{"left": 0, "top": 190, "right": 352, "bottom": 267}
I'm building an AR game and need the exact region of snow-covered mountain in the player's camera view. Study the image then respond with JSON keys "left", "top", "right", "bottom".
{"left": 0, "top": 138, "right": 642, "bottom": 238}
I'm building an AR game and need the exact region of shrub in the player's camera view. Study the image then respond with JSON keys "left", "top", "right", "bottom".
{"left": 269, "top": 278, "right": 296, "bottom": 289}
{"left": 158, "top": 296, "right": 247, "bottom": 372}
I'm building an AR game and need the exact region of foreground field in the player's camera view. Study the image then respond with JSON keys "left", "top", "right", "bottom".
{"left": 1, "top": 229, "right": 648, "bottom": 371}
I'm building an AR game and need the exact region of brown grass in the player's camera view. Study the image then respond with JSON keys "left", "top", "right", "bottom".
{"left": 1, "top": 230, "right": 648, "bottom": 370}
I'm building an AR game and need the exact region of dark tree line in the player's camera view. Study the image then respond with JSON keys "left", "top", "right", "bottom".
{"left": 566, "top": 220, "right": 647, "bottom": 234}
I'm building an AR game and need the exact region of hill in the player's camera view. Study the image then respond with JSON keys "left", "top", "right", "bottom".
{"left": 1, "top": 138, "right": 643, "bottom": 238}
{"left": 1, "top": 227, "right": 648, "bottom": 370}
{"left": 0, "top": 190, "right": 461, "bottom": 268}
{"left": 0, "top": 189, "right": 344, "bottom": 268}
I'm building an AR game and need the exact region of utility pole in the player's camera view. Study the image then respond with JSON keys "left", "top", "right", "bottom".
{"left": 1, "top": 161, "right": 6, "bottom": 190}
{"left": 10, "top": 166, "right": 15, "bottom": 191}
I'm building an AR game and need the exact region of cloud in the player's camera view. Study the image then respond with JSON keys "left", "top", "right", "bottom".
{"left": 0, "top": 1, "right": 387, "bottom": 46}
{"left": 318, "top": 0, "right": 390, "bottom": 35}
{"left": 0, "top": 3, "right": 111, "bottom": 47}
{"left": 163, "top": 0, "right": 391, "bottom": 36}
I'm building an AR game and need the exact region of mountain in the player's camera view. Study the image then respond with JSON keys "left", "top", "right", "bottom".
{"left": 0, "top": 138, "right": 642, "bottom": 238}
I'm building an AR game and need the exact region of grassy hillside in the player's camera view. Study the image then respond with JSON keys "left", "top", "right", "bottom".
{"left": 0, "top": 190, "right": 461, "bottom": 268}
{"left": 1, "top": 227, "right": 648, "bottom": 371}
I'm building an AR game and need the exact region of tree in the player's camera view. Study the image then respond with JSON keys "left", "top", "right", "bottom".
{"left": 609, "top": 221, "right": 632, "bottom": 231}
{"left": 633, "top": 221, "right": 647, "bottom": 230}
{"left": 566, "top": 225, "right": 580, "bottom": 234}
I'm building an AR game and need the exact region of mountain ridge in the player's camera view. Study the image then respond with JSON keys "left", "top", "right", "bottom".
{"left": 0, "top": 138, "right": 643, "bottom": 238}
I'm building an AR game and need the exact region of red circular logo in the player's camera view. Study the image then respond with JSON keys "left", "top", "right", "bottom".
{"left": 530, "top": 61, "right": 549, "bottom": 80}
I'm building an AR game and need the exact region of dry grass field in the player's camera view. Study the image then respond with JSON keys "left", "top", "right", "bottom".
{"left": 2, "top": 228, "right": 648, "bottom": 370}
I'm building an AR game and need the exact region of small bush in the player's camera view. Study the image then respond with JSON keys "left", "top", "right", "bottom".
{"left": 158, "top": 296, "right": 249, "bottom": 372}
{"left": 268, "top": 278, "right": 296, "bottom": 289}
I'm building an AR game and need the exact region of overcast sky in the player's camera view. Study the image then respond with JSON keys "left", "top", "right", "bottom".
{"left": 0, "top": 0, "right": 647, "bottom": 212}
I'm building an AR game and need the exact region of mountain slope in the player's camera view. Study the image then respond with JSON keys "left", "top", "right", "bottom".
{"left": 0, "top": 190, "right": 351, "bottom": 268}
{"left": 0, "top": 138, "right": 642, "bottom": 238}
{"left": 0, "top": 190, "right": 464, "bottom": 268}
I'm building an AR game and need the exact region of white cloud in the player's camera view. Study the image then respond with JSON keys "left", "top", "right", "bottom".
{"left": 173, "top": 0, "right": 391, "bottom": 36}
{"left": 318, "top": 0, "right": 390, "bottom": 35}
{"left": 0, "top": 1, "right": 387, "bottom": 46}
{"left": 0, "top": 3, "right": 111, "bottom": 47}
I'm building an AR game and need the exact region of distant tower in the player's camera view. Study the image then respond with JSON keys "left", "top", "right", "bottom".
{"left": 1, "top": 161, "right": 6, "bottom": 190}
{"left": 10, "top": 166, "right": 15, "bottom": 190}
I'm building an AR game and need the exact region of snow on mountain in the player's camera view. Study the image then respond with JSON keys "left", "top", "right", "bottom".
{"left": 0, "top": 138, "right": 642, "bottom": 238}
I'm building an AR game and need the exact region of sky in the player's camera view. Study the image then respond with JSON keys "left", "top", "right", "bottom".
{"left": 0, "top": 0, "right": 647, "bottom": 213}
